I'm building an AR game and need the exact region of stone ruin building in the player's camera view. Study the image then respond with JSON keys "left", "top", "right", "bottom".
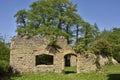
{"left": 10, "top": 35, "right": 97, "bottom": 73}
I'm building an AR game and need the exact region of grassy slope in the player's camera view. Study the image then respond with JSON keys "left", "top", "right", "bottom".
{"left": 10, "top": 65, "right": 120, "bottom": 80}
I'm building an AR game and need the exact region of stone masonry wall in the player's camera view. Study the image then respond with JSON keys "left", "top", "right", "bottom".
{"left": 10, "top": 35, "right": 97, "bottom": 73}
{"left": 77, "top": 53, "right": 97, "bottom": 73}
{"left": 70, "top": 55, "right": 77, "bottom": 67}
{"left": 10, "top": 35, "right": 74, "bottom": 73}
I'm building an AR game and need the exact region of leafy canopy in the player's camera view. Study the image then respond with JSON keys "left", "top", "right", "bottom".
{"left": 14, "top": 0, "right": 82, "bottom": 39}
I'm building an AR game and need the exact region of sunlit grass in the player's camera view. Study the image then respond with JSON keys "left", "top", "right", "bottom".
{"left": 64, "top": 66, "right": 77, "bottom": 73}
{"left": 10, "top": 64, "right": 120, "bottom": 80}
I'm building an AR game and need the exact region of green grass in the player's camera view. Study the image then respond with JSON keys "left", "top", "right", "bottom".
{"left": 64, "top": 66, "right": 77, "bottom": 73}
{"left": 10, "top": 64, "right": 120, "bottom": 80}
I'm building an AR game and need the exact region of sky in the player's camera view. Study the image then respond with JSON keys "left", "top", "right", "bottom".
{"left": 0, "top": 0, "right": 120, "bottom": 42}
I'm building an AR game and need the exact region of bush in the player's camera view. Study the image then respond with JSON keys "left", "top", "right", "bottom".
{"left": 0, "top": 41, "right": 10, "bottom": 73}
{"left": 92, "top": 39, "right": 111, "bottom": 56}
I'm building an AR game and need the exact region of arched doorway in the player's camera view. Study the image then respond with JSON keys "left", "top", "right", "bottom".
{"left": 64, "top": 54, "right": 77, "bottom": 73}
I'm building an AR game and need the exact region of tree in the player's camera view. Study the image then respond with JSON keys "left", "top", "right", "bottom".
{"left": 98, "top": 29, "right": 111, "bottom": 40}
{"left": 91, "top": 38, "right": 112, "bottom": 68}
{"left": 96, "top": 28, "right": 120, "bottom": 63}
{"left": 76, "top": 22, "right": 99, "bottom": 50}
{"left": 72, "top": 14, "right": 84, "bottom": 44}
{"left": 92, "top": 23, "right": 100, "bottom": 39}
{"left": 107, "top": 28, "right": 120, "bottom": 62}
{"left": 14, "top": 0, "right": 82, "bottom": 44}
{"left": 14, "top": 9, "right": 28, "bottom": 35}
{"left": 92, "top": 39, "right": 111, "bottom": 56}
{"left": 82, "top": 22, "right": 92, "bottom": 47}
{"left": 74, "top": 22, "right": 100, "bottom": 53}
{"left": 0, "top": 35, "right": 10, "bottom": 73}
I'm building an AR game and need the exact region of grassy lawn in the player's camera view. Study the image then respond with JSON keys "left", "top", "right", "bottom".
{"left": 64, "top": 66, "right": 77, "bottom": 73}
{"left": 9, "top": 64, "right": 120, "bottom": 80}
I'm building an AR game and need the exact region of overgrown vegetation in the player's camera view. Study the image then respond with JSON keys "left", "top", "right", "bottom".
{"left": 14, "top": 0, "right": 82, "bottom": 43}
{"left": 0, "top": 35, "right": 10, "bottom": 74}
{"left": 107, "top": 28, "right": 120, "bottom": 63}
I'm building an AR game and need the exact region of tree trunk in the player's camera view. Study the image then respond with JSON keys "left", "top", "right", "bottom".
{"left": 76, "top": 25, "right": 79, "bottom": 44}
{"left": 66, "top": 22, "right": 70, "bottom": 44}
{"left": 58, "top": 19, "right": 62, "bottom": 30}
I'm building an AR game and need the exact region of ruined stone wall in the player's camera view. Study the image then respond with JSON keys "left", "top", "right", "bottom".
{"left": 34, "top": 65, "right": 54, "bottom": 72}
{"left": 10, "top": 35, "right": 98, "bottom": 73}
{"left": 77, "top": 53, "right": 97, "bottom": 73}
{"left": 10, "top": 36, "right": 36, "bottom": 73}
{"left": 70, "top": 55, "right": 77, "bottom": 67}
{"left": 10, "top": 35, "right": 72, "bottom": 73}
{"left": 98, "top": 55, "right": 118, "bottom": 67}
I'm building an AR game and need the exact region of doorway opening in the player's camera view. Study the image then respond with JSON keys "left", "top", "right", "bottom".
{"left": 64, "top": 54, "right": 77, "bottom": 74}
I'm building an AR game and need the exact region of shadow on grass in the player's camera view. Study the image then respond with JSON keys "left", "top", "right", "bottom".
{"left": 108, "top": 74, "right": 120, "bottom": 80}
{"left": 0, "top": 72, "right": 21, "bottom": 80}
{"left": 64, "top": 71, "right": 76, "bottom": 74}
{"left": 64, "top": 66, "right": 77, "bottom": 74}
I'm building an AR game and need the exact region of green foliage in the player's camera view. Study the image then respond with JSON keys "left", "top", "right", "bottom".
{"left": 107, "top": 28, "right": 120, "bottom": 62}
{"left": 14, "top": 9, "right": 27, "bottom": 26}
{"left": 74, "top": 41, "right": 85, "bottom": 53}
{"left": 74, "top": 22, "right": 100, "bottom": 52}
{"left": 14, "top": 9, "right": 28, "bottom": 36}
{"left": 0, "top": 40, "right": 10, "bottom": 72}
{"left": 14, "top": 0, "right": 82, "bottom": 44}
{"left": 80, "top": 22, "right": 93, "bottom": 46}
{"left": 91, "top": 28, "right": 120, "bottom": 63}
{"left": 97, "top": 28, "right": 120, "bottom": 63}
{"left": 92, "top": 39, "right": 111, "bottom": 56}
{"left": 13, "top": 0, "right": 120, "bottom": 64}
{"left": 35, "top": 27, "right": 69, "bottom": 37}
{"left": 98, "top": 29, "right": 110, "bottom": 40}
{"left": 95, "top": 58, "right": 101, "bottom": 70}
{"left": 92, "top": 23, "right": 100, "bottom": 39}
